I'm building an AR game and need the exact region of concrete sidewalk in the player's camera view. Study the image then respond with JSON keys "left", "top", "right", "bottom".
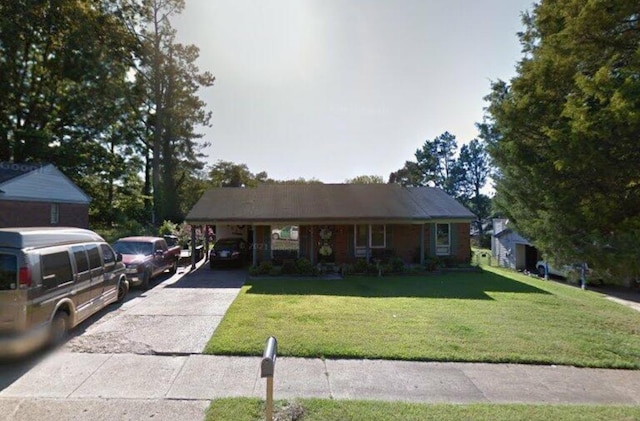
{"left": 1, "top": 352, "right": 639, "bottom": 405}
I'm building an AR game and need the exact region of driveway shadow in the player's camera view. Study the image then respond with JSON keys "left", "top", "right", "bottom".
{"left": 166, "top": 265, "right": 247, "bottom": 289}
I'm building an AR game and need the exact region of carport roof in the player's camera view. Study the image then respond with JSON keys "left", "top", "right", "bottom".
{"left": 185, "top": 184, "right": 475, "bottom": 224}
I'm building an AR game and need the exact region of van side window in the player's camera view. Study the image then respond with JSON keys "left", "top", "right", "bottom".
{"left": 86, "top": 244, "right": 102, "bottom": 269}
{"left": 0, "top": 254, "right": 18, "bottom": 291}
{"left": 42, "top": 251, "right": 73, "bottom": 289}
{"left": 71, "top": 246, "right": 89, "bottom": 273}
{"left": 101, "top": 244, "right": 115, "bottom": 265}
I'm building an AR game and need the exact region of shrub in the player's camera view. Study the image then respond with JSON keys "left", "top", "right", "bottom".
{"left": 281, "top": 260, "right": 297, "bottom": 275}
{"left": 158, "top": 220, "right": 178, "bottom": 236}
{"left": 354, "top": 259, "right": 369, "bottom": 274}
{"left": 389, "top": 257, "right": 405, "bottom": 273}
{"left": 295, "top": 258, "right": 315, "bottom": 275}
{"left": 341, "top": 263, "right": 355, "bottom": 276}
{"left": 257, "top": 260, "right": 274, "bottom": 275}
{"left": 248, "top": 265, "right": 260, "bottom": 276}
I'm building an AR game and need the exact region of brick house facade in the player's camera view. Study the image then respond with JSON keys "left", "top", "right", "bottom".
{"left": 0, "top": 163, "right": 90, "bottom": 229}
{"left": 188, "top": 184, "right": 475, "bottom": 267}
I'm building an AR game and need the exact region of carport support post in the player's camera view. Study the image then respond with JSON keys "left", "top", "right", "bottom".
{"left": 204, "top": 225, "right": 209, "bottom": 262}
{"left": 252, "top": 225, "right": 257, "bottom": 266}
{"left": 191, "top": 225, "right": 197, "bottom": 270}
{"left": 419, "top": 223, "right": 425, "bottom": 265}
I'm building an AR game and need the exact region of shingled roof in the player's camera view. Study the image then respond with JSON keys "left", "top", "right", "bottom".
{"left": 0, "top": 162, "right": 44, "bottom": 184}
{"left": 186, "top": 184, "right": 475, "bottom": 224}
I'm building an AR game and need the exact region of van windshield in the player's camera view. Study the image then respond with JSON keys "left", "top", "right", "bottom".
{"left": 0, "top": 254, "right": 18, "bottom": 291}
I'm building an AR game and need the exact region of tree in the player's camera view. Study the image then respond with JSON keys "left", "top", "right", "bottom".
{"left": 391, "top": 132, "right": 461, "bottom": 195}
{"left": 136, "top": 0, "right": 214, "bottom": 223}
{"left": 345, "top": 175, "right": 384, "bottom": 184}
{"left": 0, "top": 0, "right": 147, "bottom": 226}
{"left": 455, "top": 139, "right": 492, "bottom": 233}
{"left": 208, "top": 161, "right": 265, "bottom": 187}
{"left": 483, "top": 0, "right": 640, "bottom": 283}
{"left": 388, "top": 161, "right": 423, "bottom": 187}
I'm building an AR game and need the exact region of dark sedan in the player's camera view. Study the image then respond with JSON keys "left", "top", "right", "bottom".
{"left": 209, "top": 238, "right": 248, "bottom": 268}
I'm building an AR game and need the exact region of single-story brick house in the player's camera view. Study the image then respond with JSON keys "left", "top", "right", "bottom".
{"left": 0, "top": 162, "right": 90, "bottom": 228}
{"left": 186, "top": 183, "right": 475, "bottom": 266}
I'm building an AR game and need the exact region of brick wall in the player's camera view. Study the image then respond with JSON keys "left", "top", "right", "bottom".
{"left": 390, "top": 224, "right": 421, "bottom": 263}
{"left": 455, "top": 222, "right": 471, "bottom": 264}
{"left": 0, "top": 201, "right": 89, "bottom": 228}
{"left": 333, "top": 225, "right": 349, "bottom": 263}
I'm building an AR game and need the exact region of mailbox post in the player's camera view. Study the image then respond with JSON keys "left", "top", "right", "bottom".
{"left": 261, "top": 336, "right": 277, "bottom": 421}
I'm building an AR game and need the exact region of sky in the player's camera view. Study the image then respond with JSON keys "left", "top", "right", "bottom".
{"left": 173, "top": 0, "right": 535, "bottom": 183}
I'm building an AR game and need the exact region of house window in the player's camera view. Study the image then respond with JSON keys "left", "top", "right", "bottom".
{"left": 354, "top": 224, "right": 386, "bottom": 249}
{"left": 436, "top": 223, "right": 450, "bottom": 255}
{"left": 355, "top": 225, "right": 368, "bottom": 248}
{"left": 370, "top": 225, "right": 386, "bottom": 248}
{"left": 50, "top": 203, "right": 59, "bottom": 224}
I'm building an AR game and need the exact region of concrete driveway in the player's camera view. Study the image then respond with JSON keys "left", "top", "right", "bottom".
{"left": 0, "top": 262, "right": 246, "bottom": 421}
{"left": 63, "top": 263, "right": 246, "bottom": 355}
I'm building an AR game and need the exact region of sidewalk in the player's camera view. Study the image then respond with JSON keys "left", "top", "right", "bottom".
{"left": 1, "top": 352, "right": 639, "bottom": 405}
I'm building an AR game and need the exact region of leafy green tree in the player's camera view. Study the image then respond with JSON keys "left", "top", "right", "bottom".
{"left": 208, "top": 161, "right": 265, "bottom": 187}
{"left": 455, "top": 139, "right": 492, "bottom": 233}
{"left": 415, "top": 132, "right": 459, "bottom": 195}
{"left": 0, "top": 0, "right": 147, "bottom": 226}
{"left": 388, "top": 161, "right": 423, "bottom": 187}
{"left": 483, "top": 0, "right": 640, "bottom": 284}
{"left": 390, "top": 132, "right": 462, "bottom": 194}
{"left": 345, "top": 175, "right": 384, "bottom": 184}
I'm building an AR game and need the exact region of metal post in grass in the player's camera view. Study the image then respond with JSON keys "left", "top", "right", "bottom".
{"left": 261, "top": 336, "right": 278, "bottom": 421}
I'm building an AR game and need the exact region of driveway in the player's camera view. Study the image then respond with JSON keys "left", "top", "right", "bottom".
{"left": 63, "top": 264, "right": 246, "bottom": 355}
{"left": 0, "top": 262, "right": 246, "bottom": 420}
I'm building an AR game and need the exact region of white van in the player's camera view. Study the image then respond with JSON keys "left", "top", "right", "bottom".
{"left": 0, "top": 227, "right": 128, "bottom": 357}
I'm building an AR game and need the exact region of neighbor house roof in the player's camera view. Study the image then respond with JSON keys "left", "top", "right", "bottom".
{"left": 186, "top": 184, "right": 475, "bottom": 224}
{"left": 0, "top": 162, "right": 90, "bottom": 204}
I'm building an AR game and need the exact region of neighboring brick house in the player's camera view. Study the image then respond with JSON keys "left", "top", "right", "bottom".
{"left": 0, "top": 162, "right": 90, "bottom": 228}
{"left": 186, "top": 183, "right": 475, "bottom": 266}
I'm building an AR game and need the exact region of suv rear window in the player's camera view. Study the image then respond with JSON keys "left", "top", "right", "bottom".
{"left": 0, "top": 254, "right": 17, "bottom": 290}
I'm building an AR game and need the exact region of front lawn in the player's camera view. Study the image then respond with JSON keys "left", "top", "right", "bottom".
{"left": 205, "top": 267, "right": 640, "bottom": 368}
{"left": 205, "top": 398, "right": 640, "bottom": 421}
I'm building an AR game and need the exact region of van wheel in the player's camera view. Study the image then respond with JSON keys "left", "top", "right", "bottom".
{"left": 49, "top": 312, "right": 69, "bottom": 347}
{"left": 141, "top": 269, "right": 151, "bottom": 290}
{"left": 116, "top": 278, "right": 129, "bottom": 303}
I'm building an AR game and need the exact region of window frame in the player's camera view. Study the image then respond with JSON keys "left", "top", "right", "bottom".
{"left": 50, "top": 203, "right": 59, "bottom": 224}
{"left": 435, "top": 223, "right": 451, "bottom": 256}
{"left": 354, "top": 224, "right": 387, "bottom": 250}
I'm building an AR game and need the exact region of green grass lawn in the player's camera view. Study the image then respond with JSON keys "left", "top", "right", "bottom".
{"left": 205, "top": 266, "right": 640, "bottom": 368}
{"left": 205, "top": 398, "right": 640, "bottom": 421}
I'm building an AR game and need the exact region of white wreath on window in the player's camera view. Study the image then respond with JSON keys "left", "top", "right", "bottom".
{"left": 319, "top": 227, "right": 332, "bottom": 240}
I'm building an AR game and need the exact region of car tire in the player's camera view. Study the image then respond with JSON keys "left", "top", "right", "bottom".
{"left": 49, "top": 311, "right": 69, "bottom": 347}
{"left": 170, "top": 259, "right": 178, "bottom": 274}
{"left": 272, "top": 233, "right": 279, "bottom": 240}
{"left": 538, "top": 266, "right": 546, "bottom": 277}
{"left": 141, "top": 269, "right": 151, "bottom": 290}
{"left": 116, "top": 278, "right": 129, "bottom": 303}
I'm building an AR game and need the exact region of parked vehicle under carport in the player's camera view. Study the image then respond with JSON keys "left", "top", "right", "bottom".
{"left": 209, "top": 238, "right": 248, "bottom": 268}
